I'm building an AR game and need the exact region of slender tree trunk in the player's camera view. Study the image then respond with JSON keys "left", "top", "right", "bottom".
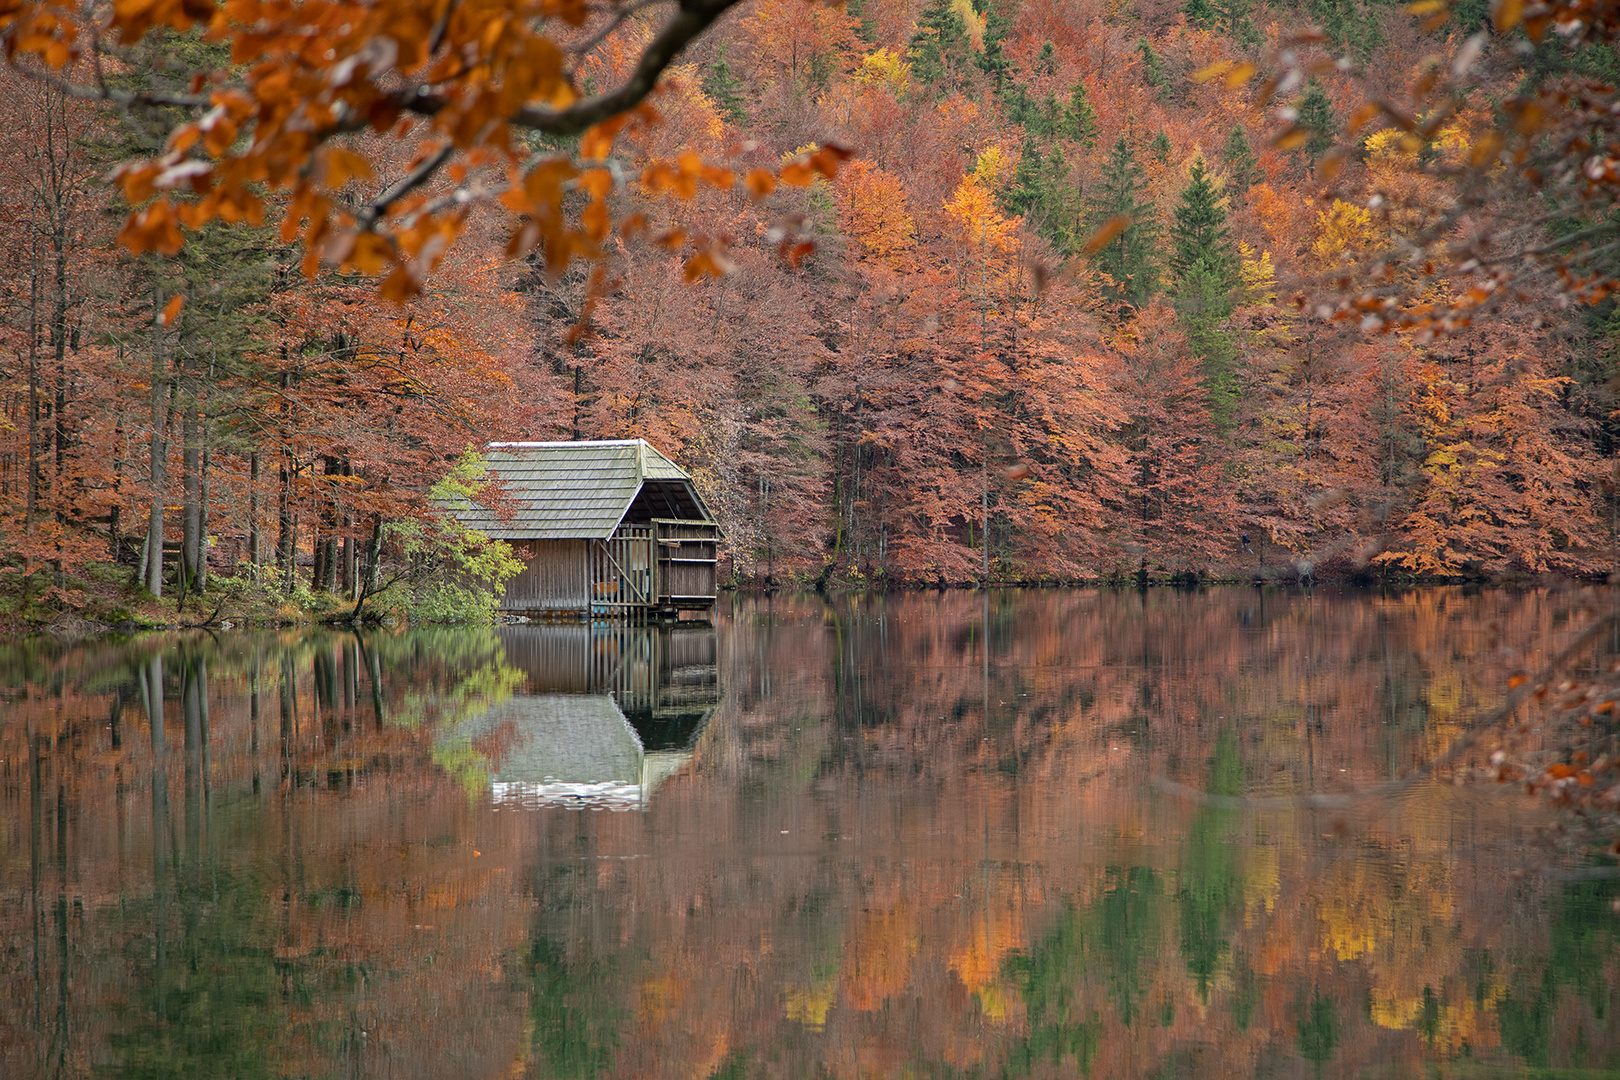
{"left": 248, "top": 452, "right": 261, "bottom": 583}
{"left": 145, "top": 287, "right": 168, "bottom": 597}
{"left": 181, "top": 399, "right": 201, "bottom": 596}
{"left": 26, "top": 239, "right": 39, "bottom": 534}
{"left": 277, "top": 450, "right": 294, "bottom": 595}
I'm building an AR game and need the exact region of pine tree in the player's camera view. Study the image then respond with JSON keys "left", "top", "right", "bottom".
{"left": 1063, "top": 77, "right": 1099, "bottom": 148}
{"left": 1295, "top": 79, "right": 1338, "bottom": 161}
{"left": 1151, "top": 130, "right": 1172, "bottom": 163}
{"left": 1088, "top": 135, "right": 1161, "bottom": 306}
{"left": 1185, "top": 0, "right": 1217, "bottom": 28}
{"left": 701, "top": 48, "right": 748, "bottom": 125}
{"left": 1168, "top": 158, "right": 1237, "bottom": 294}
{"left": 847, "top": 0, "right": 878, "bottom": 44}
{"left": 1003, "top": 136, "right": 1070, "bottom": 241}
{"left": 1028, "top": 93, "right": 1063, "bottom": 139}
{"left": 1219, "top": 125, "right": 1259, "bottom": 198}
{"left": 1169, "top": 158, "right": 1242, "bottom": 431}
{"left": 1139, "top": 38, "right": 1168, "bottom": 95}
{"left": 909, "top": 0, "right": 971, "bottom": 87}
{"left": 1001, "top": 80, "right": 1032, "bottom": 125}
{"left": 977, "top": 0, "right": 1013, "bottom": 88}
{"left": 1214, "top": 0, "right": 1253, "bottom": 35}
{"left": 1036, "top": 41, "right": 1057, "bottom": 75}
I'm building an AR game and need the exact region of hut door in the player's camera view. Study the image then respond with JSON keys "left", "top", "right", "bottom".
{"left": 592, "top": 527, "right": 654, "bottom": 611}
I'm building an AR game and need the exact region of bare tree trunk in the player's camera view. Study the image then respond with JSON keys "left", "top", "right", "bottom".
{"left": 277, "top": 451, "right": 294, "bottom": 595}
{"left": 145, "top": 286, "right": 168, "bottom": 597}
{"left": 248, "top": 452, "right": 261, "bottom": 583}
{"left": 26, "top": 238, "right": 39, "bottom": 534}
{"left": 181, "top": 399, "right": 201, "bottom": 596}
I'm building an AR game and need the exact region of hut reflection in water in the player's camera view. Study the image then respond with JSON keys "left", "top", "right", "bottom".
{"left": 458, "top": 623, "right": 719, "bottom": 810}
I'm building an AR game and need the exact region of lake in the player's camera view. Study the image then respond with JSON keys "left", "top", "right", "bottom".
{"left": 1, "top": 588, "right": 1616, "bottom": 1078}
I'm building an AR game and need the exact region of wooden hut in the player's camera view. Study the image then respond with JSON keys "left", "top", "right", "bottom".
{"left": 455, "top": 440, "right": 720, "bottom": 618}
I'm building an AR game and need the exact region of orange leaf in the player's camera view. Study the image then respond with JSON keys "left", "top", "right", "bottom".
{"left": 809, "top": 144, "right": 853, "bottom": 179}
{"left": 1490, "top": 0, "right": 1522, "bottom": 31}
{"left": 779, "top": 160, "right": 815, "bottom": 187}
{"left": 159, "top": 294, "right": 184, "bottom": 326}
{"left": 744, "top": 169, "right": 776, "bottom": 198}
{"left": 1272, "top": 126, "right": 1309, "bottom": 151}
{"left": 1224, "top": 63, "right": 1257, "bottom": 89}
{"left": 1082, "top": 215, "right": 1131, "bottom": 255}
{"left": 1192, "top": 60, "right": 1234, "bottom": 84}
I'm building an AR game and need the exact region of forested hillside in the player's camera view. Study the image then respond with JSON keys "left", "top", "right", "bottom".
{"left": 3, "top": 0, "right": 1618, "bottom": 612}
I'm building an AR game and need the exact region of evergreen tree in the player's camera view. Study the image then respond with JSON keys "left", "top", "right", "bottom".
{"left": 1185, "top": 0, "right": 1217, "bottom": 28}
{"left": 1309, "top": 0, "right": 1382, "bottom": 63}
{"left": 1037, "top": 41, "right": 1057, "bottom": 75}
{"left": 1001, "top": 80, "right": 1032, "bottom": 125}
{"left": 1219, "top": 125, "right": 1259, "bottom": 198}
{"left": 1088, "top": 136, "right": 1161, "bottom": 307}
{"left": 909, "top": 0, "right": 971, "bottom": 87}
{"left": 1063, "top": 77, "right": 1099, "bottom": 148}
{"left": 1139, "top": 38, "right": 1168, "bottom": 95}
{"left": 1151, "top": 130, "right": 1173, "bottom": 163}
{"left": 1028, "top": 93, "right": 1063, "bottom": 140}
{"left": 1214, "top": 0, "right": 1253, "bottom": 35}
{"left": 701, "top": 48, "right": 748, "bottom": 125}
{"left": 1295, "top": 79, "right": 1338, "bottom": 161}
{"left": 846, "top": 0, "right": 878, "bottom": 44}
{"left": 1168, "top": 159, "right": 1237, "bottom": 293}
{"left": 977, "top": 0, "right": 1014, "bottom": 88}
{"left": 1003, "top": 136, "right": 1071, "bottom": 241}
{"left": 1169, "top": 158, "right": 1242, "bottom": 431}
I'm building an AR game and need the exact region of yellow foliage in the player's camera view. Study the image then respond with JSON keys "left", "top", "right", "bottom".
{"left": 856, "top": 47, "right": 911, "bottom": 90}
{"left": 783, "top": 978, "right": 836, "bottom": 1029}
{"left": 1312, "top": 199, "right": 1379, "bottom": 267}
{"left": 836, "top": 160, "right": 916, "bottom": 264}
{"left": 949, "top": 0, "right": 987, "bottom": 50}
{"left": 1239, "top": 241, "right": 1277, "bottom": 307}
{"left": 971, "top": 145, "right": 1012, "bottom": 188}
{"left": 944, "top": 175, "right": 1017, "bottom": 251}
{"left": 1365, "top": 125, "right": 1469, "bottom": 162}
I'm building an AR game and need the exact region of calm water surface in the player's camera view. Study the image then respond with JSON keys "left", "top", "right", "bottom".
{"left": 2, "top": 588, "right": 1618, "bottom": 1079}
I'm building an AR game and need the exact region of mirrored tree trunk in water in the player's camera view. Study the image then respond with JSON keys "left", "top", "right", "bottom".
{"left": 0, "top": 589, "right": 1616, "bottom": 1079}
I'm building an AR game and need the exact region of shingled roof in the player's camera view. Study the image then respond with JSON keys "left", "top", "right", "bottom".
{"left": 454, "top": 439, "right": 711, "bottom": 540}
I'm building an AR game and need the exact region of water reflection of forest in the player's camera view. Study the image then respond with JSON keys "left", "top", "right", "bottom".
{"left": 0, "top": 588, "right": 1615, "bottom": 1079}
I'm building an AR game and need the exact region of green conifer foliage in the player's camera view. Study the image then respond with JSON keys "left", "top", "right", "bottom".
{"left": 847, "top": 0, "right": 878, "bottom": 44}
{"left": 1219, "top": 125, "right": 1258, "bottom": 198}
{"left": 1029, "top": 93, "right": 1063, "bottom": 140}
{"left": 701, "top": 48, "right": 748, "bottom": 125}
{"left": 1214, "top": 0, "right": 1253, "bottom": 35}
{"left": 977, "top": 1, "right": 1013, "bottom": 88}
{"left": 1151, "top": 130, "right": 1172, "bottom": 163}
{"left": 1295, "top": 79, "right": 1338, "bottom": 161}
{"left": 1088, "top": 136, "right": 1161, "bottom": 307}
{"left": 1003, "top": 137, "right": 1072, "bottom": 245}
{"left": 1139, "top": 38, "right": 1168, "bottom": 95}
{"left": 1185, "top": 0, "right": 1217, "bottom": 29}
{"left": 1002, "top": 81, "right": 1032, "bottom": 125}
{"left": 1063, "top": 78, "right": 1099, "bottom": 148}
{"left": 1168, "top": 159, "right": 1237, "bottom": 293}
{"left": 909, "top": 0, "right": 971, "bottom": 87}
{"left": 1168, "top": 158, "right": 1242, "bottom": 430}
{"left": 1037, "top": 41, "right": 1057, "bottom": 75}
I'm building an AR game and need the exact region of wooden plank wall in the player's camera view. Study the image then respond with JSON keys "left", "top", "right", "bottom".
{"left": 500, "top": 539, "right": 589, "bottom": 612}
{"left": 654, "top": 519, "right": 718, "bottom": 604}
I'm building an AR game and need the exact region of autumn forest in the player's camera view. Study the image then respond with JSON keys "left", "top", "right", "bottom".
{"left": 3, "top": 0, "right": 1620, "bottom": 619}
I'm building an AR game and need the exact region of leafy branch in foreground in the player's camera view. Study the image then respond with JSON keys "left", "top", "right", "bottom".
{"left": 0, "top": 0, "right": 850, "bottom": 305}
{"left": 1188, "top": 0, "right": 1620, "bottom": 336}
